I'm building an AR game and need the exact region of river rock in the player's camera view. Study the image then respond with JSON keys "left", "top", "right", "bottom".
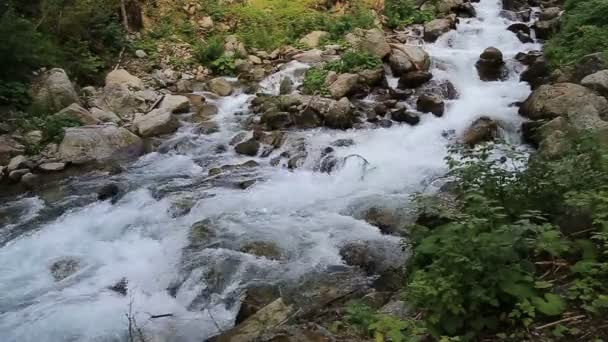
{"left": 8, "top": 169, "right": 28, "bottom": 182}
{"left": 328, "top": 73, "right": 359, "bottom": 99}
{"left": 391, "top": 107, "right": 420, "bottom": 125}
{"left": 235, "top": 283, "right": 280, "bottom": 324}
{"left": 224, "top": 35, "right": 248, "bottom": 57}
{"left": 39, "top": 162, "right": 66, "bottom": 172}
{"left": 106, "top": 69, "right": 144, "bottom": 90}
{"left": 345, "top": 28, "right": 391, "bottom": 58}
{"left": 32, "top": 68, "right": 80, "bottom": 113}
{"left": 540, "top": 7, "right": 561, "bottom": 21}
{"left": 339, "top": 240, "right": 407, "bottom": 276}
{"left": 159, "top": 94, "right": 191, "bottom": 113}
{"left": 55, "top": 103, "right": 101, "bottom": 125}
{"left": 463, "top": 117, "right": 498, "bottom": 146}
{"left": 572, "top": 53, "right": 607, "bottom": 83}
{"left": 502, "top": 0, "right": 529, "bottom": 11}
{"left": 299, "top": 31, "right": 330, "bottom": 48}
{"left": 134, "top": 109, "right": 179, "bottom": 137}
{"left": 424, "top": 18, "right": 455, "bottom": 42}
{"left": 476, "top": 47, "right": 507, "bottom": 81}
{"left": 240, "top": 241, "right": 284, "bottom": 260}
{"left": 398, "top": 71, "right": 433, "bottom": 88}
{"left": 279, "top": 77, "right": 293, "bottom": 95}
{"left": 58, "top": 126, "right": 144, "bottom": 164}
{"left": 293, "top": 49, "right": 323, "bottom": 63}
{"left": 533, "top": 19, "right": 559, "bottom": 40}
{"left": 324, "top": 97, "right": 354, "bottom": 129}
{"left": 97, "top": 183, "right": 120, "bottom": 201}
{"left": 50, "top": 258, "right": 80, "bottom": 281}
{"left": 581, "top": 70, "right": 608, "bottom": 97}
{"left": 208, "top": 78, "right": 233, "bottom": 96}
{"left": 7, "top": 155, "right": 29, "bottom": 172}
{"left": 262, "top": 111, "right": 292, "bottom": 130}
{"left": 519, "top": 83, "right": 608, "bottom": 131}
{"left": 0, "top": 135, "right": 25, "bottom": 165}
{"left": 90, "top": 108, "right": 121, "bottom": 123}
{"left": 235, "top": 138, "right": 260, "bottom": 156}
{"left": 520, "top": 57, "right": 550, "bottom": 88}
{"left": 417, "top": 94, "right": 445, "bottom": 116}
{"left": 358, "top": 68, "right": 384, "bottom": 86}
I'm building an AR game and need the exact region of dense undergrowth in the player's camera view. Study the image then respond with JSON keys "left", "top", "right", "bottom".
{"left": 343, "top": 133, "right": 608, "bottom": 340}
{"left": 545, "top": 0, "right": 608, "bottom": 67}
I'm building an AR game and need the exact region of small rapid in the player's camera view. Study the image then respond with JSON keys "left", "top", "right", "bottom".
{"left": 0, "top": 1, "right": 541, "bottom": 341}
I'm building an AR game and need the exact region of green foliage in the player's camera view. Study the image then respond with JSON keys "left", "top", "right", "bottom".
{"left": 384, "top": 0, "right": 435, "bottom": 29}
{"left": 403, "top": 133, "right": 608, "bottom": 338}
{"left": 345, "top": 303, "right": 427, "bottom": 341}
{"left": 195, "top": 36, "right": 226, "bottom": 65}
{"left": 209, "top": 55, "right": 237, "bottom": 76}
{"left": 545, "top": 0, "right": 608, "bottom": 67}
{"left": 324, "top": 51, "right": 382, "bottom": 73}
{"left": 302, "top": 68, "right": 330, "bottom": 95}
{"left": 0, "top": 82, "right": 31, "bottom": 109}
{"left": 17, "top": 113, "right": 81, "bottom": 146}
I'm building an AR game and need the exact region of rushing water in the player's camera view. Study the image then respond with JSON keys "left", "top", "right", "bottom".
{"left": 0, "top": 1, "right": 541, "bottom": 341}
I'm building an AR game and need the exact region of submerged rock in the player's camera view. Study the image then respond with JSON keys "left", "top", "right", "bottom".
{"left": 391, "top": 107, "right": 420, "bottom": 125}
{"left": 424, "top": 18, "right": 455, "bottom": 42}
{"left": 463, "top": 117, "right": 499, "bottom": 146}
{"left": 235, "top": 139, "right": 260, "bottom": 156}
{"left": 398, "top": 71, "right": 433, "bottom": 88}
{"left": 97, "top": 183, "right": 120, "bottom": 201}
{"left": 50, "top": 258, "right": 80, "bottom": 282}
{"left": 476, "top": 47, "right": 507, "bottom": 81}
{"left": 416, "top": 94, "right": 445, "bottom": 116}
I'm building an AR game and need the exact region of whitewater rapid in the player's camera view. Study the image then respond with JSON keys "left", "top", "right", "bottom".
{"left": 0, "top": 0, "right": 540, "bottom": 340}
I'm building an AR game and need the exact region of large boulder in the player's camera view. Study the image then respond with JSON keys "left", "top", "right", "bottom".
{"left": 293, "top": 49, "right": 323, "bottom": 63}
{"left": 105, "top": 69, "right": 144, "bottom": 90}
{"left": 476, "top": 47, "right": 507, "bottom": 81}
{"left": 208, "top": 78, "right": 233, "bottom": 96}
{"left": 463, "top": 117, "right": 498, "bottom": 146}
{"left": 398, "top": 71, "right": 433, "bottom": 88}
{"left": 324, "top": 97, "right": 354, "bottom": 129}
{"left": 388, "top": 44, "right": 431, "bottom": 76}
{"left": 58, "top": 126, "right": 144, "bottom": 164}
{"left": 519, "top": 83, "right": 608, "bottom": 131}
{"left": 533, "top": 19, "right": 559, "bottom": 40}
{"left": 55, "top": 103, "right": 100, "bottom": 125}
{"left": 134, "top": 109, "right": 179, "bottom": 137}
{"left": 424, "top": 18, "right": 455, "bottom": 42}
{"left": 328, "top": 73, "right": 359, "bottom": 99}
{"left": 32, "top": 68, "right": 80, "bottom": 113}
{"left": 0, "top": 135, "right": 26, "bottom": 165}
{"left": 417, "top": 94, "right": 445, "bottom": 116}
{"left": 235, "top": 138, "right": 260, "bottom": 156}
{"left": 520, "top": 57, "right": 550, "bottom": 88}
{"left": 90, "top": 108, "right": 121, "bottom": 123}
{"left": 345, "top": 28, "right": 391, "bottom": 58}
{"left": 572, "top": 53, "right": 607, "bottom": 83}
{"left": 540, "top": 7, "right": 561, "bottom": 21}
{"left": 581, "top": 70, "right": 608, "bottom": 97}
{"left": 391, "top": 107, "right": 420, "bottom": 125}
{"left": 159, "top": 95, "right": 191, "bottom": 113}
{"left": 299, "top": 31, "right": 330, "bottom": 48}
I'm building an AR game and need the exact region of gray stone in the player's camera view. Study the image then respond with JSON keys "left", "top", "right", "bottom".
{"left": 58, "top": 126, "right": 144, "bottom": 164}
{"left": 208, "top": 78, "right": 233, "bottom": 96}
{"left": 581, "top": 70, "right": 608, "bottom": 97}
{"left": 32, "top": 68, "right": 80, "bottom": 113}
{"left": 39, "top": 162, "right": 66, "bottom": 172}
{"left": 299, "top": 31, "right": 330, "bottom": 48}
{"left": 133, "top": 109, "right": 180, "bottom": 137}
{"left": 424, "top": 18, "right": 455, "bottom": 42}
{"left": 328, "top": 73, "right": 359, "bottom": 99}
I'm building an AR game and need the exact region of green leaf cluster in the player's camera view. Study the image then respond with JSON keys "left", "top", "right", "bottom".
{"left": 384, "top": 0, "right": 435, "bottom": 29}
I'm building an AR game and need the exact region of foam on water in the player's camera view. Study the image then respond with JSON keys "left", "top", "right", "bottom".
{"left": 0, "top": 1, "right": 541, "bottom": 340}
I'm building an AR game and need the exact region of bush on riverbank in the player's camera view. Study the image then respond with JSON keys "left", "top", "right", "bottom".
{"left": 346, "top": 134, "right": 608, "bottom": 340}
{"left": 545, "top": 0, "right": 608, "bottom": 67}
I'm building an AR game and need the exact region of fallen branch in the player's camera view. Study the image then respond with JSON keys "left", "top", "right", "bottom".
{"left": 535, "top": 315, "right": 585, "bottom": 330}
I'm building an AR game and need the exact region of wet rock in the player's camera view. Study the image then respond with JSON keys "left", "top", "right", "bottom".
{"left": 50, "top": 258, "right": 80, "bottom": 281}
{"left": 374, "top": 103, "right": 389, "bottom": 117}
{"left": 390, "top": 88, "right": 414, "bottom": 100}
{"left": 324, "top": 97, "right": 354, "bottom": 129}
{"left": 208, "top": 78, "right": 233, "bottom": 96}
{"left": 97, "top": 183, "right": 120, "bottom": 201}
{"left": 279, "top": 77, "right": 293, "bottom": 95}
{"left": 8, "top": 169, "right": 28, "bottom": 182}
{"left": 398, "top": 71, "right": 433, "bottom": 88}
{"left": 39, "top": 162, "right": 66, "bottom": 172}
{"left": 90, "top": 108, "right": 121, "bottom": 123}
{"left": 287, "top": 153, "right": 307, "bottom": 170}
{"left": 133, "top": 109, "right": 179, "bottom": 137}
{"left": 581, "top": 70, "right": 608, "bottom": 97}
{"left": 520, "top": 56, "right": 550, "bottom": 88}
{"left": 212, "top": 298, "right": 292, "bottom": 342}
{"left": 32, "top": 68, "right": 80, "bottom": 113}
{"left": 345, "top": 28, "right": 391, "bottom": 58}
{"left": 262, "top": 111, "right": 292, "bottom": 130}
{"left": 59, "top": 126, "right": 144, "bottom": 164}
{"left": 188, "top": 219, "right": 217, "bottom": 247}
{"left": 236, "top": 283, "right": 280, "bottom": 324}
{"left": 235, "top": 138, "right": 260, "bottom": 156}
{"left": 519, "top": 83, "right": 608, "bottom": 131}
{"left": 378, "top": 119, "right": 393, "bottom": 128}
{"left": 507, "top": 22, "right": 531, "bottom": 35}
{"left": 339, "top": 240, "right": 407, "bottom": 276}
{"left": 515, "top": 50, "right": 543, "bottom": 66}
{"left": 423, "top": 18, "right": 455, "bottom": 42}
{"left": 540, "top": 7, "right": 561, "bottom": 21}
{"left": 358, "top": 206, "right": 408, "bottom": 235}
{"left": 328, "top": 73, "right": 359, "bottom": 99}
{"left": 293, "top": 49, "right": 323, "bottom": 63}
{"left": 533, "top": 19, "right": 559, "bottom": 40}
{"left": 516, "top": 31, "right": 533, "bottom": 44}
{"left": 299, "top": 31, "right": 330, "bottom": 48}
{"left": 20, "top": 172, "right": 39, "bottom": 188}
{"left": 238, "top": 179, "right": 257, "bottom": 189}
{"left": 391, "top": 107, "right": 420, "bottom": 125}
{"left": 55, "top": 103, "right": 101, "bottom": 125}
{"left": 230, "top": 132, "right": 248, "bottom": 146}
{"left": 331, "top": 139, "right": 355, "bottom": 147}
{"left": 159, "top": 94, "right": 191, "bottom": 114}
{"left": 502, "top": 0, "right": 529, "bottom": 11}
{"left": 108, "top": 278, "right": 128, "bottom": 296}
{"left": 388, "top": 47, "right": 415, "bottom": 76}
{"left": 292, "top": 110, "right": 322, "bottom": 128}
{"left": 416, "top": 94, "right": 445, "bottom": 116}
{"left": 463, "top": 117, "right": 499, "bottom": 146}
{"left": 240, "top": 241, "right": 283, "bottom": 260}
{"left": 196, "top": 121, "right": 220, "bottom": 135}
{"left": 476, "top": 47, "right": 507, "bottom": 81}
{"left": 358, "top": 68, "right": 385, "bottom": 86}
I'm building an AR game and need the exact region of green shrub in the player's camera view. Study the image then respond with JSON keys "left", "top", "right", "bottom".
{"left": 17, "top": 113, "right": 82, "bottom": 146}
{"left": 324, "top": 50, "right": 382, "bottom": 73}
{"left": 384, "top": 0, "right": 435, "bottom": 29}
{"left": 302, "top": 67, "right": 330, "bottom": 95}
{"left": 345, "top": 302, "right": 427, "bottom": 341}
{"left": 210, "top": 55, "right": 237, "bottom": 76}
{"left": 0, "top": 82, "right": 31, "bottom": 109}
{"left": 195, "top": 36, "right": 226, "bottom": 65}
{"left": 545, "top": 0, "right": 608, "bottom": 67}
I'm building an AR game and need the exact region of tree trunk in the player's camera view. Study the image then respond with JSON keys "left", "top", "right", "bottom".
{"left": 120, "top": 0, "right": 130, "bottom": 32}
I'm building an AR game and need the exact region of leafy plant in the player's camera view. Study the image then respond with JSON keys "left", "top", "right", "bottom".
{"left": 384, "top": 0, "right": 435, "bottom": 29}
{"left": 195, "top": 36, "right": 226, "bottom": 65}
{"left": 325, "top": 50, "right": 382, "bottom": 73}
{"left": 302, "top": 67, "right": 330, "bottom": 95}
{"left": 210, "top": 55, "right": 237, "bottom": 76}
{"left": 17, "top": 113, "right": 81, "bottom": 145}
{"left": 345, "top": 303, "right": 427, "bottom": 341}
